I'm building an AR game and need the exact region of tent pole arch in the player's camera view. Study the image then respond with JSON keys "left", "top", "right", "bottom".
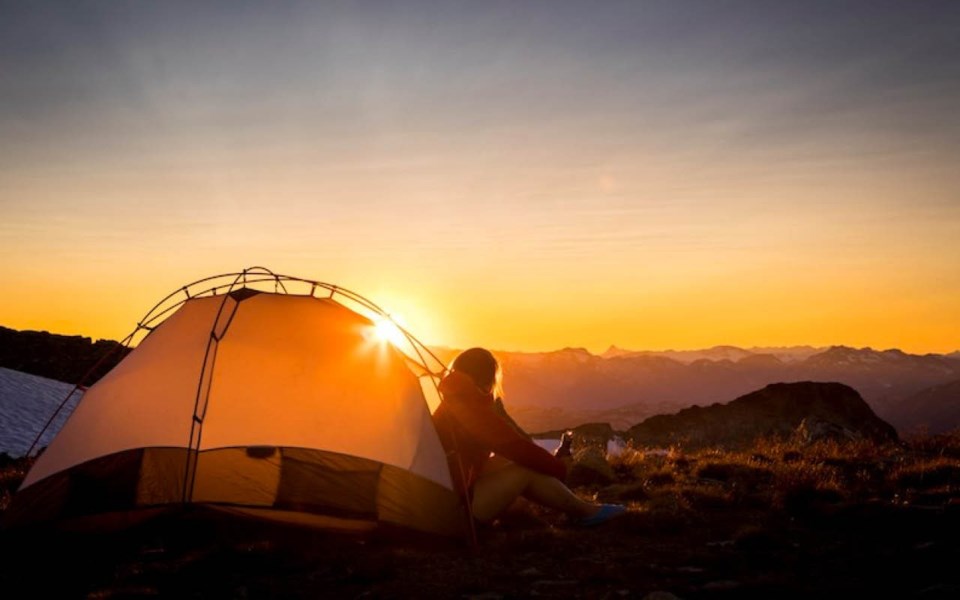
{"left": 25, "top": 267, "right": 449, "bottom": 458}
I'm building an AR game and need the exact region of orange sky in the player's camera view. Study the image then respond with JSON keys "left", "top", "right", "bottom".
{"left": 2, "top": 3, "right": 959, "bottom": 355}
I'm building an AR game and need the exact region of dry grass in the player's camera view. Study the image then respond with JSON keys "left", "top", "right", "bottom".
{"left": 0, "top": 435, "right": 958, "bottom": 599}
{"left": 1, "top": 433, "right": 958, "bottom": 521}
{"left": 605, "top": 432, "right": 960, "bottom": 516}
{"left": 892, "top": 459, "right": 960, "bottom": 490}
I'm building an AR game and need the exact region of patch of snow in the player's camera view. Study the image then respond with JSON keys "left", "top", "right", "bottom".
{"left": 0, "top": 367, "right": 83, "bottom": 457}
{"left": 534, "top": 438, "right": 561, "bottom": 453}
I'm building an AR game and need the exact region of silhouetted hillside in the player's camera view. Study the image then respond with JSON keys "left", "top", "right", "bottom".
{"left": 627, "top": 382, "right": 898, "bottom": 449}
{"left": 0, "top": 326, "right": 128, "bottom": 385}
{"left": 887, "top": 379, "right": 960, "bottom": 434}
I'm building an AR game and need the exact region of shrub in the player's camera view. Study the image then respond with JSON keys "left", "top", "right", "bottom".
{"left": 893, "top": 461, "right": 960, "bottom": 490}
{"left": 645, "top": 469, "right": 676, "bottom": 487}
{"left": 596, "top": 483, "right": 650, "bottom": 503}
{"left": 903, "top": 430, "right": 960, "bottom": 458}
{"left": 696, "top": 462, "right": 773, "bottom": 490}
{"left": 681, "top": 486, "right": 734, "bottom": 510}
{"left": 771, "top": 461, "right": 844, "bottom": 515}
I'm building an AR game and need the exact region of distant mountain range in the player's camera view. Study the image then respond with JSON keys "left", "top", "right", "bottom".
{"left": 2, "top": 326, "right": 957, "bottom": 436}
{"left": 435, "top": 345, "right": 960, "bottom": 434}
{"left": 601, "top": 344, "right": 823, "bottom": 363}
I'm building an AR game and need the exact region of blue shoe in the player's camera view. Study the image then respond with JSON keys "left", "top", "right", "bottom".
{"left": 576, "top": 504, "right": 627, "bottom": 527}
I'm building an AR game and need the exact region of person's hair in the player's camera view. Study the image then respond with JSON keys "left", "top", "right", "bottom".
{"left": 451, "top": 347, "right": 503, "bottom": 398}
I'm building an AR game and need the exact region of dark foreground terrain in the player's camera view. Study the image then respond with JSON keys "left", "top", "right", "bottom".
{"left": 2, "top": 434, "right": 959, "bottom": 599}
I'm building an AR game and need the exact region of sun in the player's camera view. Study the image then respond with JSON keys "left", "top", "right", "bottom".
{"left": 373, "top": 315, "right": 408, "bottom": 348}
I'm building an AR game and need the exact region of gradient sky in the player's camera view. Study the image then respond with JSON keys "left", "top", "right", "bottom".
{"left": 2, "top": 1, "right": 959, "bottom": 354}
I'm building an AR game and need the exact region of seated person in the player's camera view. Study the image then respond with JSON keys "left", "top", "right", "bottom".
{"left": 432, "top": 347, "right": 626, "bottom": 526}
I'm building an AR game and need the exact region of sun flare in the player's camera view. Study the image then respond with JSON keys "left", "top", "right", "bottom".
{"left": 373, "top": 315, "right": 408, "bottom": 348}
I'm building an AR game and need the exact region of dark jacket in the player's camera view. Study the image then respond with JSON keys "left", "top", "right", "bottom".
{"left": 432, "top": 371, "right": 567, "bottom": 496}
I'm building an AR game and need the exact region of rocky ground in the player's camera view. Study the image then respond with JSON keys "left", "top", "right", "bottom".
{"left": 2, "top": 433, "right": 959, "bottom": 599}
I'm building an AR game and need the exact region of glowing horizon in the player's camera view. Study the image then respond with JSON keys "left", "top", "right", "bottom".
{"left": 2, "top": 267, "right": 956, "bottom": 357}
{"left": 2, "top": 3, "right": 958, "bottom": 356}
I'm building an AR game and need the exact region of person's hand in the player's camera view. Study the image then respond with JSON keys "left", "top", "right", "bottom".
{"left": 554, "top": 430, "right": 573, "bottom": 459}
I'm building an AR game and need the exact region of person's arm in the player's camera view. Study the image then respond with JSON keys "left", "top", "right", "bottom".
{"left": 444, "top": 396, "right": 567, "bottom": 480}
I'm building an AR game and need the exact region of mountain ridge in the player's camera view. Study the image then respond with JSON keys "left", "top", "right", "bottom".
{"left": 3, "top": 325, "right": 958, "bottom": 434}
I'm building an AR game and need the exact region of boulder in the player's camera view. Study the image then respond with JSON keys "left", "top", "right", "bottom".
{"left": 795, "top": 416, "right": 860, "bottom": 443}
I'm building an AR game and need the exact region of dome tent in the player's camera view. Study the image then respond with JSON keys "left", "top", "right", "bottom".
{"left": 5, "top": 268, "right": 467, "bottom": 537}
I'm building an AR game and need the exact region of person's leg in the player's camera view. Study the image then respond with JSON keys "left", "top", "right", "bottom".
{"left": 470, "top": 461, "right": 534, "bottom": 522}
{"left": 470, "top": 459, "right": 599, "bottom": 522}
{"left": 521, "top": 470, "right": 598, "bottom": 517}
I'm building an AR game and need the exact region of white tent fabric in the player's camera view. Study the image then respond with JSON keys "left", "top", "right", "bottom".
{"left": 9, "top": 288, "right": 463, "bottom": 535}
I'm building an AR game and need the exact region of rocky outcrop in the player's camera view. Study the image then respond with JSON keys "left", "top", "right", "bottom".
{"left": 627, "top": 382, "right": 898, "bottom": 449}
{"left": 0, "top": 326, "right": 128, "bottom": 385}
